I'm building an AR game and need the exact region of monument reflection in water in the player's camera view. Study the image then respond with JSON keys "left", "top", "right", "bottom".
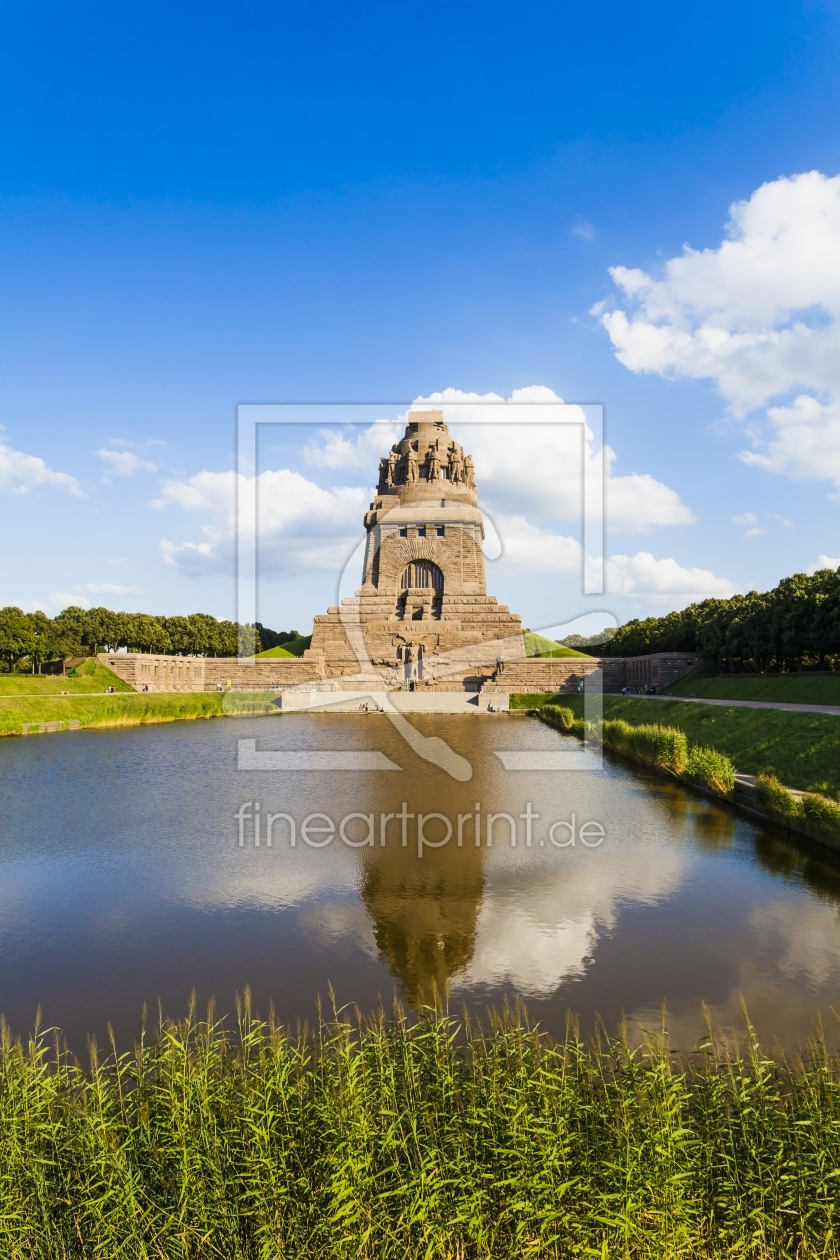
{"left": 4, "top": 712, "right": 840, "bottom": 1051}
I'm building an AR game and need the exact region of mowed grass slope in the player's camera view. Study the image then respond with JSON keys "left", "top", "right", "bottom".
{"left": 0, "top": 658, "right": 134, "bottom": 694}
{"left": 523, "top": 631, "right": 590, "bottom": 658}
{"left": 0, "top": 691, "right": 226, "bottom": 735}
{"left": 514, "top": 692, "right": 840, "bottom": 799}
{"left": 667, "top": 671, "right": 840, "bottom": 705}
{"left": 256, "top": 634, "right": 312, "bottom": 658}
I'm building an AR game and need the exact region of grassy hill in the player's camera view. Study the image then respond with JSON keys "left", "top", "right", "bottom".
{"left": 256, "top": 635, "right": 312, "bottom": 659}
{"left": 523, "top": 632, "right": 590, "bottom": 659}
{"left": 666, "top": 672, "right": 840, "bottom": 706}
{"left": 0, "top": 658, "right": 134, "bottom": 695}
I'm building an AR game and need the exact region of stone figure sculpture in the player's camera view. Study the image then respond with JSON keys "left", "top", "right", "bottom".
{"left": 464, "top": 454, "right": 475, "bottom": 488}
{"left": 448, "top": 446, "right": 463, "bottom": 483}
{"left": 427, "top": 443, "right": 441, "bottom": 481}
{"left": 406, "top": 446, "right": 418, "bottom": 482}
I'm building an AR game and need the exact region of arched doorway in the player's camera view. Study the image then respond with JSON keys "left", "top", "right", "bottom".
{"left": 397, "top": 560, "right": 443, "bottom": 620}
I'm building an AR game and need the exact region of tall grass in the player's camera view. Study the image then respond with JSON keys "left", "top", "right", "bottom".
{"left": 756, "top": 773, "right": 840, "bottom": 846}
{"left": 3, "top": 1000, "right": 840, "bottom": 1257}
{"left": 534, "top": 693, "right": 840, "bottom": 800}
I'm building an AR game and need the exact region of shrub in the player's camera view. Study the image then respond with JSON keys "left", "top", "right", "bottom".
{"left": 685, "top": 746, "right": 736, "bottom": 796}
{"left": 603, "top": 720, "right": 688, "bottom": 775}
{"left": 802, "top": 791, "right": 840, "bottom": 843}
{"left": 541, "top": 703, "right": 576, "bottom": 731}
{"left": 755, "top": 773, "right": 804, "bottom": 821}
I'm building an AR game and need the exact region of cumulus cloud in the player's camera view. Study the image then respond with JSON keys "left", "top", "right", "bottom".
{"left": 606, "top": 551, "right": 737, "bottom": 605}
{"left": 0, "top": 441, "right": 84, "bottom": 496}
{"left": 303, "top": 420, "right": 403, "bottom": 469}
{"left": 597, "top": 171, "right": 840, "bottom": 485}
{"left": 301, "top": 388, "right": 695, "bottom": 533}
{"left": 807, "top": 554, "right": 840, "bottom": 574}
{"left": 154, "top": 468, "right": 368, "bottom": 577}
{"left": 97, "top": 448, "right": 157, "bottom": 476}
{"left": 47, "top": 583, "right": 145, "bottom": 609}
{"left": 490, "top": 515, "right": 581, "bottom": 575}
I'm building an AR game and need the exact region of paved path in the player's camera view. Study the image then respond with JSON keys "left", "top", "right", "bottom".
{"left": 611, "top": 692, "right": 840, "bottom": 717}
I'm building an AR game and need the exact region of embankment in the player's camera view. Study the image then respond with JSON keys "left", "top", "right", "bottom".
{"left": 530, "top": 697, "right": 840, "bottom": 850}
{"left": 513, "top": 691, "right": 840, "bottom": 799}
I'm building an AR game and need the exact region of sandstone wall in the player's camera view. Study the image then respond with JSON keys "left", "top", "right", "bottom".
{"left": 98, "top": 653, "right": 325, "bottom": 692}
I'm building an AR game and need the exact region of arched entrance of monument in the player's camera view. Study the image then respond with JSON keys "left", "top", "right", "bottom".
{"left": 396, "top": 559, "right": 443, "bottom": 621}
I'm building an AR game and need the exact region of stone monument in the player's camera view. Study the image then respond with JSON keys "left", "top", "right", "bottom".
{"left": 304, "top": 410, "right": 525, "bottom": 688}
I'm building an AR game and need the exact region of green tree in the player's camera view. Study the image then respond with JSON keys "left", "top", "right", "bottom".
{"left": 0, "top": 607, "right": 36, "bottom": 672}
{"left": 123, "top": 613, "right": 171, "bottom": 654}
{"left": 50, "top": 606, "right": 89, "bottom": 661}
{"left": 25, "top": 610, "right": 52, "bottom": 672}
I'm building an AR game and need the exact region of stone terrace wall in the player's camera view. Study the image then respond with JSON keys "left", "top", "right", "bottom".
{"left": 484, "top": 658, "right": 600, "bottom": 694}
{"left": 98, "top": 653, "right": 326, "bottom": 692}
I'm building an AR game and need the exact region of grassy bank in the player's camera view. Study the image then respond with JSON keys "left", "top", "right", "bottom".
{"left": 0, "top": 658, "right": 133, "bottom": 695}
{"left": 667, "top": 671, "right": 840, "bottom": 705}
{"left": 0, "top": 688, "right": 284, "bottom": 736}
{"left": 0, "top": 691, "right": 226, "bottom": 735}
{"left": 514, "top": 692, "right": 840, "bottom": 799}
{"left": 3, "top": 1002, "right": 840, "bottom": 1259}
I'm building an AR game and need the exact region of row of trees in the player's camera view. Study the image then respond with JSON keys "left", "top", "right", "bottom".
{"left": 0, "top": 607, "right": 297, "bottom": 672}
{"left": 593, "top": 567, "right": 840, "bottom": 671}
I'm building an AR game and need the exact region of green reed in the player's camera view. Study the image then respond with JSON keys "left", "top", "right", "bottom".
{"left": 2, "top": 998, "right": 840, "bottom": 1257}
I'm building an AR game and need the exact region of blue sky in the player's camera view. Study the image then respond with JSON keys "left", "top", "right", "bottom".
{"left": 1, "top": 0, "right": 839, "bottom": 634}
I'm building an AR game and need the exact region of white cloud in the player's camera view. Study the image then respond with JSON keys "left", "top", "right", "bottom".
{"left": 572, "top": 221, "right": 595, "bottom": 242}
{"left": 46, "top": 583, "right": 145, "bottom": 609}
{"left": 490, "top": 515, "right": 581, "bottom": 575}
{"left": 739, "top": 395, "right": 840, "bottom": 483}
{"left": 156, "top": 388, "right": 699, "bottom": 586}
{"left": 301, "top": 388, "right": 694, "bottom": 534}
{"left": 97, "top": 448, "right": 157, "bottom": 476}
{"left": 154, "top": 468, "right": 368, "bottom": 577}
{"left": 731, "top": 512, "right": 757, "bottom": 525}
{"left": 0, "top": 441, "right": 84, "bottom": 497}
{"left": 807, "top": 554, "right": 840, "bottom": 574}
{"left": 81, "top": 583, "right": 144, "bottom": 596}
{"left": 606, "top": 551, "right": 737, "bottom": 604}
{"left": 598, "top": 171, "right": 840, "bottom": 486}
{"left": 303, "top": 420, "right": 403, "bottom": 469}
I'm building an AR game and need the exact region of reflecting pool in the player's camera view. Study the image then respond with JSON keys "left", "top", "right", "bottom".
{"left": 2, "top": 712, "right": 840, "bottom": 1051}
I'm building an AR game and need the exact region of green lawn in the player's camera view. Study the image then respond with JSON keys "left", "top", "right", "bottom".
{"left": 256, "top": 634, "right": 312, "bottom": 658}
{"left": 513, "top": 692, "right": 840, "bottom": 799}
{"left": 0, "top": 658, "right": 134, "bottom": 694}
{"left": 0, "top": 691, "right": 226, "bottom": 736}
{"left": 522, "top": 631, "right": 589, "bottom": 659}
{"left": 667, "top": 671, "right": 840, "bottom": 705}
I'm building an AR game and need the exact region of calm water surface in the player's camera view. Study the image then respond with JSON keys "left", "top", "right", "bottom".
{"left": 2, "top": 712, "right": 840, "bottom": 1052}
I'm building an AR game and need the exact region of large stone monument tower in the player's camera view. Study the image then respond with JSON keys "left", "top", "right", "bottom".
{"left": 305, "top": 410, "right": 524, "bottom": 687}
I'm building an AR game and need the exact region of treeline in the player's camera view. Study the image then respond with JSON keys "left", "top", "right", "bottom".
{"left": 593, "top": 566, "right": 840, "bottom": 670}
{"left": 0, "top": 607, "right": 301, "bottom": 672}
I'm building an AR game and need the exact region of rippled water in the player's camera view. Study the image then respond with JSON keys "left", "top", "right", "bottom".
{"left": 2, "top": 712, "right": 840, "bottom": 1051}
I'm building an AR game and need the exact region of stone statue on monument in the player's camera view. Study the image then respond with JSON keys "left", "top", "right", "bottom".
{"left": 405, "top": 445, "right": 418, "bottom": 482}
{"left": 464, "top": 454, "right": 475, "bottom": 488}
